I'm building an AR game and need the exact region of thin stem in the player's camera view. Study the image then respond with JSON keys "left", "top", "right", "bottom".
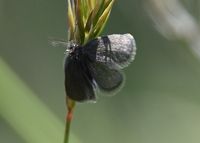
{"left": 64, "top": 111, "right": 72, "bottom": 143}
{"left": 64, "top": 98, "right": 76, "bottom": 143}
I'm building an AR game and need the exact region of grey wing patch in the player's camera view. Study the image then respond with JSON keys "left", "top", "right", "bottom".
{"left": 64, "top": 56, "right": 96, "bottom": 102}
{"left": 84, "top": 34, "right": 136, "bottom": 69}
{"left": 88, "top": 62, "right": 124, "bottom": 92}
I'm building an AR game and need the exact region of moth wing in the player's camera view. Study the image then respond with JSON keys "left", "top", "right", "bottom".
{"left": 84, "top": 34, "right": 136, "bottom": 69}
{"left": 64, "top": 56, "right": 95, "bottom": 102}
{"left": 88, "top": 61, "right": 124, "bottom": 92}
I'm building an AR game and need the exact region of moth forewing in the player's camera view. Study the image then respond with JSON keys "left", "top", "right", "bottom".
{"left": 84, "top": 34, "right": 136, "bottom": 69}
{"left": 100, "top": 34, "right": 136, "bottom": 68}
{"left": 64, "top": 55, "right": 96, "bottom": 102}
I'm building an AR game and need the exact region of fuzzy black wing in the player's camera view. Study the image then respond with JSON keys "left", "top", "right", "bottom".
{"left": 64, "top": 56, "right": 95, "bottom": 102}
{"left": 84, "top": 34, "right": 136, "bottom": 69}
{"left": 88, "top": 61, "right": 124, "bottom": 92}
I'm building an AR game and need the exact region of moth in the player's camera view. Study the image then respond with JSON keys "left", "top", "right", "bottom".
{"left": 53, "top": 34, "right": 136, "bottom": 102}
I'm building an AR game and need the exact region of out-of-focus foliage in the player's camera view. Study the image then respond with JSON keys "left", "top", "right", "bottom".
{"left": 0, "top": 58, "right": 79, "bottom": 143}
{"left": 1, "top": 0, "right": 200, "bottom": 143}
{"left": 147, "top": 0, "right": 200, "bottom": 59}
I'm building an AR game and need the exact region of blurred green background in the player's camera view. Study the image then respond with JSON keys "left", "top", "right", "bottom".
{"left": 1, "top": 0, "right": 200, "bottom": 143}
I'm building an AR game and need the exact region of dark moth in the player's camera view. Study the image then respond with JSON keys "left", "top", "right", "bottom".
{"left": 64, "top": 34, "right": 136, "bottom": 102}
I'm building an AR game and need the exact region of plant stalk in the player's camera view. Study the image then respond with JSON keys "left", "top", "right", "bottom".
{"left": 64, "top": 98, "right": 76, "bottom": 143}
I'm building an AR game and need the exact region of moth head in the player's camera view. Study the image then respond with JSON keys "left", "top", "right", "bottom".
{"left": 65, "top": 41, "right": 79, "bottom": 54}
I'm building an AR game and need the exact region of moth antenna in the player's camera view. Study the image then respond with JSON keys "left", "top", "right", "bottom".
{"left": 48, "top": 37, "right": 69, "bottom": 47}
